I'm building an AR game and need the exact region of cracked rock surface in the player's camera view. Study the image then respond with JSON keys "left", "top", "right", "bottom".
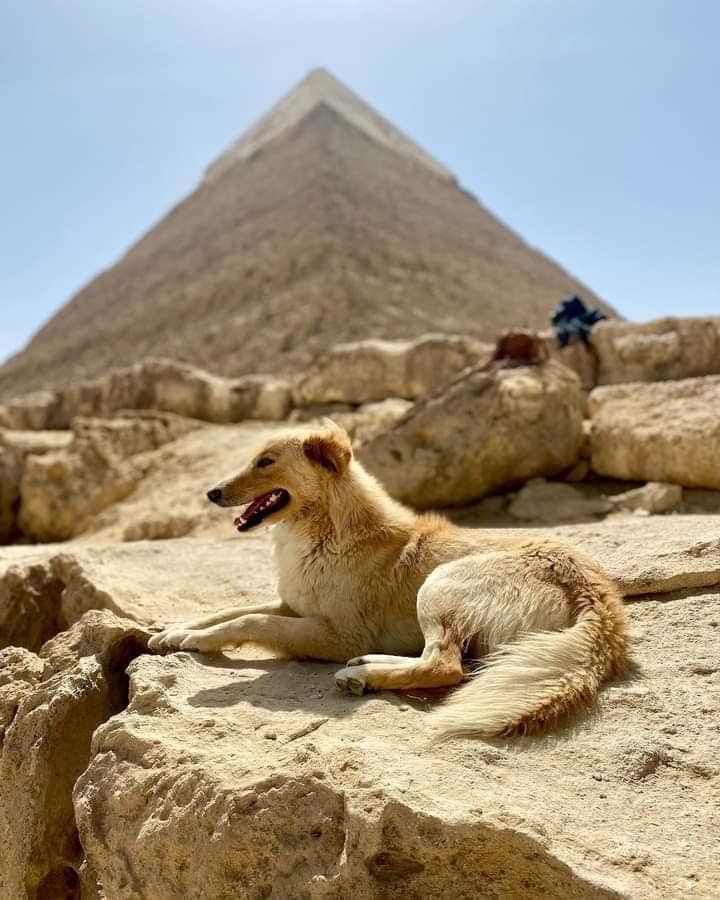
{"left": 1, "top": 427, "right": 720, "bottom": 897}
{"left": 0, "top": 611, "right": 148, "bottom": 899}
{"left": 73, "top": 588, "right": 719, "bottom": 899}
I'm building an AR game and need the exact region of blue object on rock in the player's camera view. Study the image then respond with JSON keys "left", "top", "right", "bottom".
{"left": 552, "top": 296, "right": 607, "bottom": 347}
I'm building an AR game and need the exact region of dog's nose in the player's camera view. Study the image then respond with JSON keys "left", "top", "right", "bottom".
{"left": 207, "top": 488, "right": 223, "bottom": 504}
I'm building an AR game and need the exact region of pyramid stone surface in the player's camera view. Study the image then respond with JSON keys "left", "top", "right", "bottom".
{"left": 0, "top": 69, "right": 615, "bottom": 400}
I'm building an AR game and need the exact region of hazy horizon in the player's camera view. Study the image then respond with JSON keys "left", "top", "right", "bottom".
{"left": 2, "top": 1, "right": 718, "bottom": 366}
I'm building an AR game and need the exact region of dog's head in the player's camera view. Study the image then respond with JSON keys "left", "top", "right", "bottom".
{"left": 206, "top": 422, "right": 353, "bottom": 532}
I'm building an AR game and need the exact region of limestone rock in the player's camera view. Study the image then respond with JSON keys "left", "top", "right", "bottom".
{"left": 564, "top": 459, "right": 591, "bottom": 482}
{"left": 73, "top": 420, "right": 285, "bottom": 543}
{"left": 0, "top": 391, "right": 65, "bottom": 431}
{"left": 589, "top": 376, "right": 720, "bottom": 489}
{"left": 333, "top": 398, "right": 414, "bottom": 444}
{"left": 73, "top": 589, "right": 719, "bottom": 900}
{"left": 542, "top": 332, "right": 597, "bottom": 390}
{"left": 0, "top": 359, "right": 293, "bottom": 431}
{"left": 0, "top": 610, "right": 148, "bottom": 900}
{"left": 537, "top": 517, "right": 720, "bottom": 596}
{"left": 0, "top": 506, "right": 717, "bottom": 895}
{"left": 592, "top": 316, "right": 720, "bottom": 385}
{"left": 294, "top": 334, "right": 492, "bottom": 406}
{"left": 0, "top": 536, "right": 277, "bottom": 651}
{"left": 0, "top": 557, "right": 66, "bottom": 652}
{"left": 0, "top": 430, "right": 72, "bottom": 541}
{"left": 18, "top": 413, "right": 196, "bottom": 542}
{"left": 0, "top": 646, "right": 44, "bottom": 741}
{"left": 358, "top": 360, "right": 584, "bottom": 508}
{"left": 609, "top": 482, "right": 683, "bottom": 515}
{"left": 509, "top": 479, "right": 612, "bottom": 523}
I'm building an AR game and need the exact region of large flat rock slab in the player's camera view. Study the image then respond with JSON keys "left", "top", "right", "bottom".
{"left": 75, "top": 589, "right": 720, "bottom": 899}
{"left": 519, "top": 516, "right": 720, "bottom": 596}
{"left": 2, "top": 516, "right": 720, "bottom": 652}
{"left": 0, "top": 537, "right": 275, "bottom": 651}
{"left": 589, "top": 377, "right": 720, "bottom": 490}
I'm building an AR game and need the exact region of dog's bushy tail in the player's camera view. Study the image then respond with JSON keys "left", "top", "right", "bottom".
{"left": 432, "top": 590, "right": 628, "bottom": 739}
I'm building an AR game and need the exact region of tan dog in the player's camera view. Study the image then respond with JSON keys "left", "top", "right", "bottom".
{"left": 148, "top": 423, "right": 629, "bottom": 737}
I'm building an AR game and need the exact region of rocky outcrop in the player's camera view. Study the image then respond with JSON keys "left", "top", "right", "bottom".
{"left": 4, "top": 517, "right": 718, "bottom": 654}
{"left": 0, "top": 611, "right": 148, "bottom": 900}
{"left": 333, "top": 398, "right": 414, "bottom": 443}
{"left": 0, "top": 536, "right": 277, "bottom": 651}
{"left": 608, "top": 482, "right": 683, "bottom": 515}
{"left": 0, "top": 358, "right": 293, "bottom": 431}
{"left": 0, "top": 646, "right": 45, "bottom": 741}
{"left": 508, "top": 479, "right": 612, "bottom": 523}
{"left": 0, "top": 556, "right": 66, "bottom": 652}
{"left": 589, "top": 376, "right": 720, "bottom": 489}
{"left": 293, "top": 334, "right": 493, "bottom": 406}
{"left": 17, "top": 413, "right": 196, "bottom": 542}
{"left": 0, "top": 430, "right": 73, "bottom": 541}
{"left": 72, "top": 586, "right": 719, "bottom": 900}
{"left": 591, "top": 316, "right": 720, "bottom": 385}
{"left": 0, "top": 513, "right": 719, "bottom": 898}
{"left": 546, "top": 336, "right": 597, "bottom": 390}
{"left": 358, "top": 360, "right": 584, "bottom": 508}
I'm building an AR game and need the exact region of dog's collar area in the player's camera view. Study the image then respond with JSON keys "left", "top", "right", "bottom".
{"left": 233, "top": 489, "right": 290, "bottom": 531}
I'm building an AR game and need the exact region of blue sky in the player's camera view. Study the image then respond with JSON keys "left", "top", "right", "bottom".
{"left": 1, "top": 0, "right": 718, "bottom": 364}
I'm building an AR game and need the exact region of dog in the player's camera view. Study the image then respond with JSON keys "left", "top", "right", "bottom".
{"left": 148, "top": 422, "right": 629, "bottom": 737}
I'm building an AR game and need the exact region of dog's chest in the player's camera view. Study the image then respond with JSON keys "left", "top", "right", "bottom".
{"left": 274, "top": 532, "right": 352, "bottom": 617}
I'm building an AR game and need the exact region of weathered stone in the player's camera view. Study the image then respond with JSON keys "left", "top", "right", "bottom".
{"left": 3, "top": 518, "right": 719, "bottom": 655}
{"left": 509, "top": 479, "right": 612, "bottom": 523}
{"left": 609, "top": 482, "right": 683, "bottom": 515}
{"left": 564, "top": 459, "right": 591, "bottom": 482}
{"left": 592, "top": 316, "right": 720, "bottom": 385}
{"left": 0, "top": 359, "right": 293, "bottom": 431}
{"left": 589, "top": 376, "right": 720, "bottom": 489}
{"left": 18, "top": 413, "right": 196, "bottom": 542}
{"left": 0, "top": 391, "right": 65, "bottom": 431}
{"left": 0, "top": 646, "right": 45, "bottom": 741}
{"left": 122, "top": 514, "right": 195, "bottom": 542}
{"left": 72, "top": 590, "right": 720, "bottom": 900}
{"left": 71, "top": 420, "right": 284, "bottom": 543}
{"left": 294, "top": 334, "right": 492, "bottom": 406}
{"left": 539, "top": 517, "right": 720, "bottom": 596}
{"left": 0, "top": 558, "right": 66, "bottom": 651}
{"left": 334, "top": 398, "right": 414, "bottom": 443}
{"left": 0, "top": 430, "right": 72, "bottom": 542}
{"left": 0, "top": 611, "right": 148, "bottom": 900}
{"left": 0, "top": 500, "right": 718, "bottom": 897}
{"left": 0, "top": 537, "right": 276, "bottom": 647}
{"left": 544, "top": 334, "right": 597, "bottom": 390}
{"left": 358, "top": 360, "right": 584, "bottom": 508}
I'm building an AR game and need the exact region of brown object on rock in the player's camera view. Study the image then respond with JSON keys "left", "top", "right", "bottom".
{"left": 489, "top": 331, "right": 549, "bottom": 369}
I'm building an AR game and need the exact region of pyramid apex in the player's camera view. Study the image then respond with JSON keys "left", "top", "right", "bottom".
{"left": 204, "top": 68, "right": 455, "bottom": 184}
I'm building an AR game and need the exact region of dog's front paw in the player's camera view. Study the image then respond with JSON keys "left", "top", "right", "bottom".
{"left": 148, "top": 627, "right": 192, "bottom": 653}
{"left": 178, "top": 628, "right": 228, "bottom": 653}
{"left": 334, "top": 666, "right": 368, "bottom": 696}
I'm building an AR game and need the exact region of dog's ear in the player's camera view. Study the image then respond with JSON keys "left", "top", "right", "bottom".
{"left": 303, "top": 426, "right": 352, "bottom": 475}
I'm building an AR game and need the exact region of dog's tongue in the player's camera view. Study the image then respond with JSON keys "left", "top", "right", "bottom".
{"left": 233, "top": 493, "right": 271, "bottom": 527}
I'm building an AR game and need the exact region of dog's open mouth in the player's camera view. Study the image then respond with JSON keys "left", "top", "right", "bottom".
{"left": 233, "top": 489, "right": 290, "bottom": 531}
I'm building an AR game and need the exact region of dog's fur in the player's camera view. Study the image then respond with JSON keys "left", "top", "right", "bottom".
{"left": 148, "top": 423, "right": 629, "bottom": 738}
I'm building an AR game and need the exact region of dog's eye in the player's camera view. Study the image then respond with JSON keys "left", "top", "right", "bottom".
{"left": 256, "top": 457, "right": 274, "bottom": 468}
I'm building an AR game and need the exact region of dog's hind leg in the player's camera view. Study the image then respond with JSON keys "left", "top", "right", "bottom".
{"left": 335, "top": 623, "right": 463, "bottom": 695}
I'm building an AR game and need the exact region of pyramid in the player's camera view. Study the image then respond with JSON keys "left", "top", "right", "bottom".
{"left": 0, "top": 68, "right": 615, "bottom": 400}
